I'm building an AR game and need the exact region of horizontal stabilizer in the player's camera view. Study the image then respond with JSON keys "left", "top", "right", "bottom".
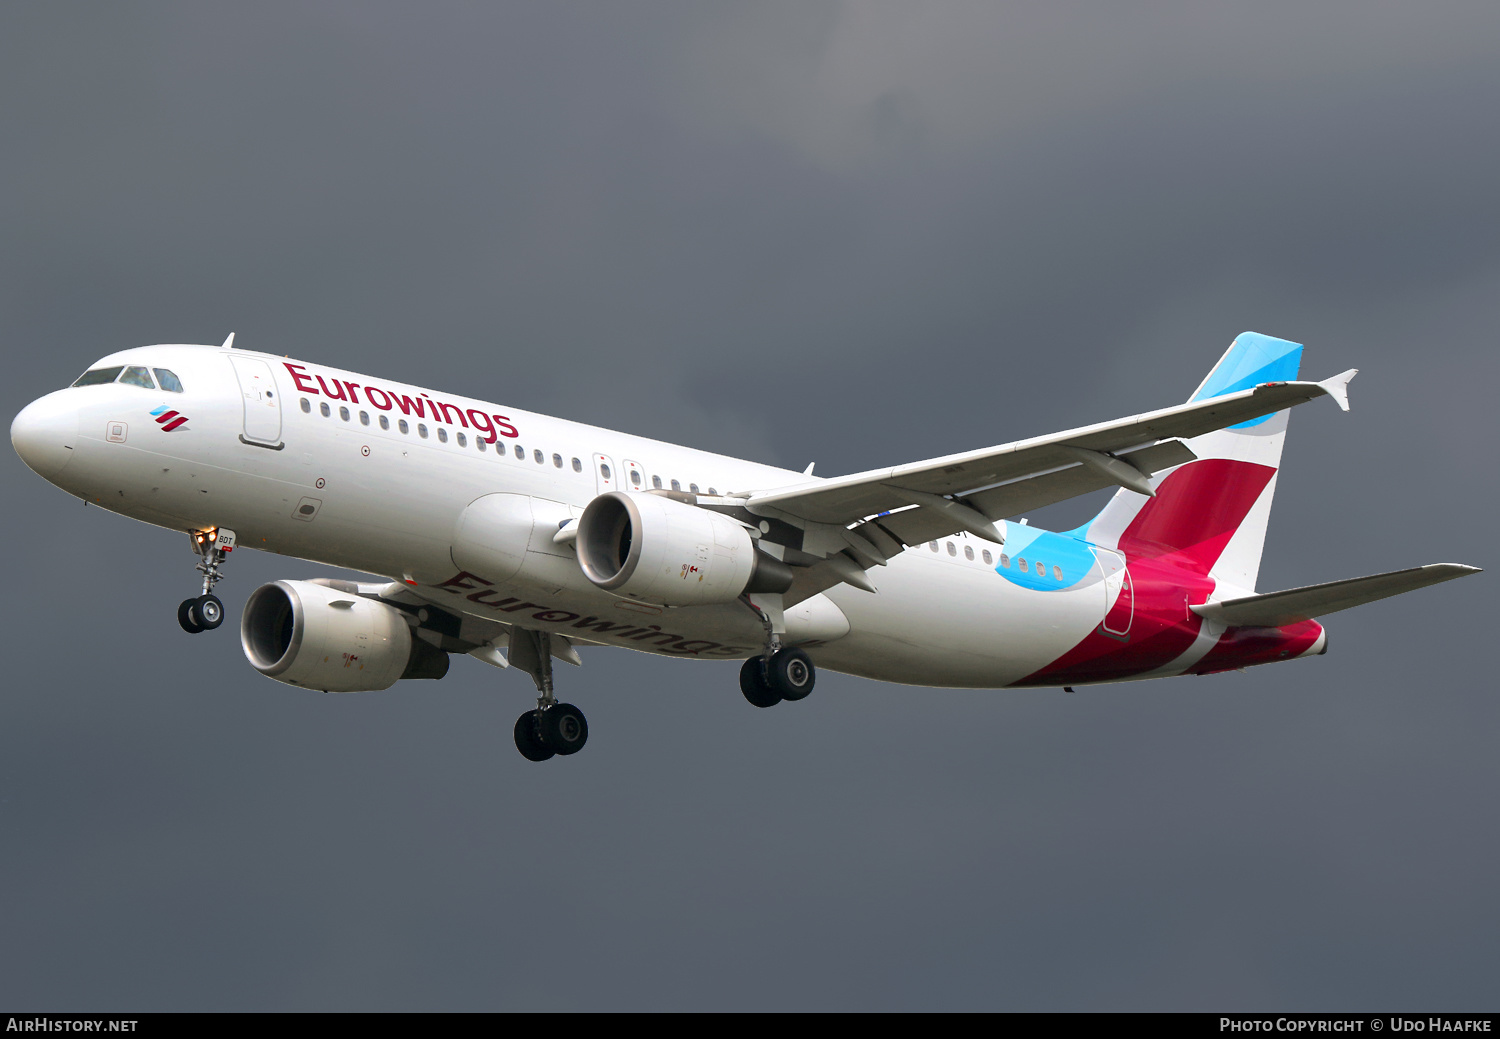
{"left": 1191, "top": 563, "right": 1480, "bottom": 628}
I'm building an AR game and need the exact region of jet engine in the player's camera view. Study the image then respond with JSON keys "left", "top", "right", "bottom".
{"left": 240, "top": 580, "right": 449, "bottom": 692}
{"left": 575, "top": 491, "right": 794, "bottom": 607}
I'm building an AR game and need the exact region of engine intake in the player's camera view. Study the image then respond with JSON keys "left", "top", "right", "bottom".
{"left": 241, "top": 580, "right": 448, "bottom": 692}
{"left": 576, "top": 491, "right": 793, "bottom": 606}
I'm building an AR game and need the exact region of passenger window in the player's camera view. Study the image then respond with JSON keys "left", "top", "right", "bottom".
{"left": 671, "top": 480, "right": 681, "bottom": 492}
{"left": 300, "top": 398, "right": 311, "bottom": 413}
{"left": 320, "top": 402, "right": 331, "bottom": 418}
{"left": 360, "top": 411, "right": 370, "bottom": 426}
{"left": 398, "top": 419, "right": 409, "bottom": 434}
{"left": 1053, "top": 565, "right": 1063, "bottom": 580}
{"left": 1000, "top": 554, "right": 1010, "bottom": 568}
{"left": 708, "top": 488, "right": 717, "bottom": 496}
{"left": 534, "top": 449, "right": 544, "bottom": 464}
{"left": 153, "top": 369, "right": 184, "bottom": 393}
{"left": 929, "top": 542, "right": 939, "bottom": 552}
{"left": 947, "top": 542, "right": 956, "bottom": 556}
{"left": 983, "top": 550, "right": 993, "bottom": 565}
{"left": 339, "top": 406, "right": 350, "bottom": 421}
{"left": 379, "top": 415, "right": 390, "bottom": 430}
{"left": 964, "top": 545, "right": 974, "bottom": 561}
{"left": 572, "top": 458, "right": 583, "bottom": 473}
{"left": 457, "top": 432, "right": 467, "bottom": 447}
{"left": 437, "top": 427, "right": 448, "bottom": 443}
{"left": 652, "top": 475, "right": 662, "bottom": 489}
{"left": 630, "top": 470, "right": 642, "bottom": 486}
{"left": 120, "top": 366, "right": 155, "bottom": 389}
{"left": 418, "top": 424, "right": 429, "bottom": 438}
{"left": 477, "top": 437, "right": 487, "bottom": 452}
{"left": 72, "top": 366, "right": 124, "bottom": 387}
{"left": 600, "top": 463, "right": 612, "bottom": 480}
{"left": 1019, "top": 558, "right": 1028, "bottom": 572}
{"left": 689, "top": 483, "right": 699, "bottom": 494}
{"left": 553, "top": 453, "right": 563, "bottom": 468}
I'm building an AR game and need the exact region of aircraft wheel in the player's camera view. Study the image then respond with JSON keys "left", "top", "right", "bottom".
{"left": 538, "top": 703, "right": 589, "bottom": 755}
{"left": 767, "top": 647, "right": 815, "bottom": 702}
{"left": 739, "top": 657, "right": 781, "bottom": 708}
{"left": 193, "top": 593, "right": 225, "bottom": 631}
{"left": 514, "top": 710, "right": 555, "bottom": 762}
{"left": 178, "top": 598, "right": 205, "bottom": 634}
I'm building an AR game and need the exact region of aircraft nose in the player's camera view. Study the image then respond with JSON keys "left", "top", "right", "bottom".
{"left": 11, "top": 391, "right": 79, "bottom": 480}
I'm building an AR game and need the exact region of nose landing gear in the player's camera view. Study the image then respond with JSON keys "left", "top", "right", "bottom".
{"left": 178, "top": 528, "right": 235, "bottom": 634}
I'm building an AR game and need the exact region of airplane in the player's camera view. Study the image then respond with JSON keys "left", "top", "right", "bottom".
{"left": 10, "top": 331, "right": 1479, "bottom": 761}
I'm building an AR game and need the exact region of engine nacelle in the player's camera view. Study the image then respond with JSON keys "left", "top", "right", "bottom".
{"left": 576, "top": 491, "right": 794, "bottom": 607}
{"left": 241, "top": 580, "right": 449, "bottom": 692}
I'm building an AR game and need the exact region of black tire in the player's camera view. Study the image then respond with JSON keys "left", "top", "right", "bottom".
{"left": 538, "top": 703, "right": 589, "bottom": 755}
{"left": 192, "top": 593, "right": 225, "bottom": 630}
{"left": 739, "top": 657, "right": 781, "bottom": 708}
{"left": 178, "top": 598, "right": 205, "bottom": 634}
{"left": 767, "top": 647, "right": 815, "bottom": 701}
{"left": 514, "top": 710, "right": 555, "bottom": 762}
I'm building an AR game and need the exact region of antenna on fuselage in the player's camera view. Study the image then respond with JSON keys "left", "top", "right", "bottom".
{"left": 220, "top": 333, "right": 236, "bottom": 349}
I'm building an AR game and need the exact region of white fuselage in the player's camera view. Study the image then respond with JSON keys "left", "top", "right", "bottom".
{"left": 19, "top": 343, "right": 1131, "bottom": 688}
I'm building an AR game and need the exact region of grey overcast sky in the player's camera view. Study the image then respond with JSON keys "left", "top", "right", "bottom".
{"left": 2, "top": 2, "right": 1496, "bottom": 1011}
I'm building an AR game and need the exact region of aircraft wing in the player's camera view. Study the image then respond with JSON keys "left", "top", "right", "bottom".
{"left": 1191, "top": 564, "right": 1481, "bottom": 628}
{"left": 744, "top": 374, "right": 1356, "bottom": 539}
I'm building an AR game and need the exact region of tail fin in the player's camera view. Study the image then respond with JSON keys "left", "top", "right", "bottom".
{"left": 1084, "top": 332, "right": 1304, "bottom": 590}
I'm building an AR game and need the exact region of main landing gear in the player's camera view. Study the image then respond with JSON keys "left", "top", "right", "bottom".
{"left": 738, "top": 593, "right": 817, "bottom": 708}
{"left": 509, "top": 628, "right": 590, "bottom": 762}
{"left": 178, "top": 527, "right": 235, "bottom": 634}
{"left": 739, "top": 648, "right": 816, "bottom": 708}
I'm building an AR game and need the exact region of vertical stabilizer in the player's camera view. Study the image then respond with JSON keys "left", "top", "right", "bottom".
{"left": 1083, "top": 332, "right": 1303, "bottom": 590}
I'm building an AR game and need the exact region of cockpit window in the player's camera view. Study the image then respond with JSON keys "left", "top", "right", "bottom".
{"left": 154, "top": 368, "right": 184, "bottom": 393}
{"left": 119, "top": 366, "right": 156, "bottom": 389}
{"left": 72, "top": 366, "right": 124, "bottom": 387}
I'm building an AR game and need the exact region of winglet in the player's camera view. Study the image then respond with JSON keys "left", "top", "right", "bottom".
{"left": 221, "top": 333, "right": 236, "bottom": 350}
{"left": 1317, "top": 368, "right": 1357, "bottom": 412}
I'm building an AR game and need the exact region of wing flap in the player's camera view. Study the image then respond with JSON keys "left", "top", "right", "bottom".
{"left": 1191, "top": 564, "right": 1480, "bottom": 627}
{"left": 966, "top": 440, "right": 1196, "bottom": 525}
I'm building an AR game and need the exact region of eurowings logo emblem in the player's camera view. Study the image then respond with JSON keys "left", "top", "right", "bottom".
{"left": 150, "top": 405, "right": 189, "bottom": 432}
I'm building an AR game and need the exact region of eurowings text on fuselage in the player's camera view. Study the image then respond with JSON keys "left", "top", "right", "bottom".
{"left": 11, "top": 333, "right": 1478, "bottom": 761}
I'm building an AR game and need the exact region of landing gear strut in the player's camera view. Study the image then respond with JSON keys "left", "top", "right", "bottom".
{"left": 509, "top": 628, "right": 590, "bottom": 761}
{"left": 738, "top": 593, "right": 817, "bottom": 708}
{"left": 178, "top": 528, "right": 235, "bottom": 634}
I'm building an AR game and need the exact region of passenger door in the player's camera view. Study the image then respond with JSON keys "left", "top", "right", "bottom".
{"left": 229, "top": 356, "right": 283, "bottom": 447}
{"left": 1094, "top": 546, "right": 1133, "bottom": 638}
